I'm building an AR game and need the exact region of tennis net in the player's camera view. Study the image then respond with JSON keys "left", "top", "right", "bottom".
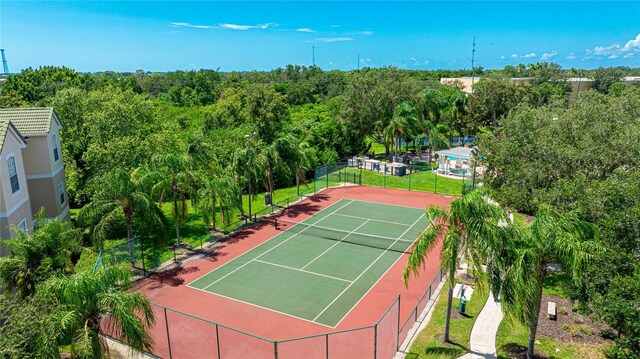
{"left": 273, "top": 217, "right": 416, "bottom": 254}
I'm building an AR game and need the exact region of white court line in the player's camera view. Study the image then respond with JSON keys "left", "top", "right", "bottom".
{"left": 331, "top": 213, "right": 412, "bottom": 227}
{"left": 312, "top": 212, "right": 427, "bottom": 322}
{"left": 254, "top": 259, "right": 353, "bottom": 283}
{"left": 188, "top": 198, "right": 352, "bottom": 287}
{"left": 330, "top": 213, "right": 432, "bottom": 327}
{"left": 188, "top": 284, "right": 335, "bottom": 328}
{"left": 301, "top": 219, "right": 371, "bottom": 270}
{"left": 200, "top": 200, "right": 355, "bottom": 291}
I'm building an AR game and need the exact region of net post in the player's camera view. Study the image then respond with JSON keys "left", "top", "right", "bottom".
{"left": 164, "top": 307, "right": 173, "bottom": 359}
{"left": 274, "top": 340, "right": 278, "bottom": 359}
{"left": 325, "top": 334, "right": 329, "bottom": 359}
{"left": 215, "top": 324, "right": 221, "bottom": 359}
{"left": 396, "top": 295, "right": 401, "bottom": 351}
{"left": 374, "top": 324, "right": 378, "bottom": 359}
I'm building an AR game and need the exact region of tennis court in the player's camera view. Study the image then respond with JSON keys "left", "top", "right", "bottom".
{"left": 189, "top": 199, "right": 430, "bottom": 328}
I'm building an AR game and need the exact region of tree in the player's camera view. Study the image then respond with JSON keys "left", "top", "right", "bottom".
{"left": 592, "top": 67, "right": 626, "bottom": 94}
{"left": 79, "top": 168, "right": 168, "bottom": 264}
{"left": 467, "top": 78, "right": 524, "bottom": 128}
{"left": 340, "top": 68, "right": 417, "bottom": 154}
{"left": 492, "top": 209, "right": 600, "bottom": 359}
{"left": 385, "top": 102, "right": 420, "bottom": 162}
{"left": 403, "top": 190, "right": 508, "bottom": 343}
{"left": 0, "top": 296, "right": 60, "bottom": 358}
{"left": 139, "top": 154, "right": 194, "bottom": 247}
{"left": 38, "top": 264, "right": 155, "bottom": 359}
{"left": 196, "top": 171, "right": 242, "bottom": 230}
{"left": 0, "top": 209, "right": 81, "bottom": 298}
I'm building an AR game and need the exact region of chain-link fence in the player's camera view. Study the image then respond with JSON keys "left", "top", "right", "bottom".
{"left": 103, "top": 270, "right": 443, "bottom": 359}
{"left": 315, "top": 161, "right": 477, "bottom": 197}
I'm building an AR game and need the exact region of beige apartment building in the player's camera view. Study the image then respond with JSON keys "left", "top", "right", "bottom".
{"left": 0, "top": 108, "right": 68, "bottom": 255}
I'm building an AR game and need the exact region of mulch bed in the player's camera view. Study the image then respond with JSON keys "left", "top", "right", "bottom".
{"left": 536, "top": 295, "right": 610, "bottom": 345}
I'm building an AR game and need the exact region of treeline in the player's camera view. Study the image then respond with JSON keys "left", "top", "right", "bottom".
{"left": 481, "top": 86, "right": 640, "bottom": 357}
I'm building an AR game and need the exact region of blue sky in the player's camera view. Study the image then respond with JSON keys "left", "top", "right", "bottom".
{"left": 1, "top": 1, "right": 639, "bottom": 72}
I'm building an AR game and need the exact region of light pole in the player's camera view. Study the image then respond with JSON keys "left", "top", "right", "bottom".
{"left": 244, "top": 132, "right": 256, "bottom": 221}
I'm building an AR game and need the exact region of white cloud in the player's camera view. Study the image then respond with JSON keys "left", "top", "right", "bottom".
{"left": 522, "top": 52, "right": 536, "bottom": 58}
{"left": 585, "top": 33, "right": 640, "bottom": 60}
{"left": 219, "top": 23, "right": 277, "bottom": 31}
{"left": 566, "top": 53, "right": 576, "bottom": 60}
{"left": 540, "top": 51, "right": 558, "bottom": 60}
{"left": 296, "top": 28, "right": 316, "bottom": 33}
{"left": 314, "top": 37, "right": 353, "bottom": 43}
{"left": 169, "top": 22, "right": 211, "bottom": 29}
{"left": 510, "top": 53, "right": 518, "bottom": 58}
{"left": 500, "top": 55, "right": 506, "bottom": 60}
{"left": 357, "top": 31, "right": 374, "bottom": 36}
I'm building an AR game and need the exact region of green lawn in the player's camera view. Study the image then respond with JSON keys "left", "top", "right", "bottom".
{"left": 405, "top": 282, "right": 490, "bottom": 359}
{"left": 496, "top": 272, "right": 606, "bottom": 359}
{"left": 337, "top": 166, "right": 466, "bottom": 196}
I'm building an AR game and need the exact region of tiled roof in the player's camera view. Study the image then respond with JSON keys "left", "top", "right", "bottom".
{"left": 0, "top": 107, "right": 55, "bottom": 135}
{"left": 0, "top": 120, "right": 26, "bottom": 153}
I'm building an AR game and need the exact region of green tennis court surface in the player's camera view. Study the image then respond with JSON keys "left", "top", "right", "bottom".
{"left": 189, "top": 199, "right": 430, "bottom": 327}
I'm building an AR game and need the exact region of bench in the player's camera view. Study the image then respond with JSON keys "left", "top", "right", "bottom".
{"left": 547, "top": 301, "right": 557, "bottom": 320}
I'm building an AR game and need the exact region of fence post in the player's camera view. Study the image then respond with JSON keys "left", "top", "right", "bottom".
{"left": 433, "top": 170, "right": 438, "bottom": 194}
{"left": 408, "top": 166, "right": 412, "bottom": 191}
{"left": 384, "top": 164, "right": 387, "bottom": 188}
{"left": 374, "top": 324, "right": 378, "bottom": 359}
{"left": 139, "top": 237, "right": 146, "bottom": 277}
{"left": 325, "top": 334, "right": 329, "bottom": 359}
{"left": 396, "top": 295, "right": 401, "bottom": 351}
{"left": 326, "top": 168, "right": 329, "bottom": 188}
{"left": 215, "top": 324, "right": 221, "bottom": 359}
{"left": 164, "top": 307, "right": 173, "bottom": 359}
{"left": 274, "top": 340, "right": 278, "bottom": 359}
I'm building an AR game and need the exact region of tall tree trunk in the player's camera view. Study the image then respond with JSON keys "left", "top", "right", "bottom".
{"left": 395, "top": 133, "right": 399, "bottom": 162}
{"left": 296, "top": 172, "right": 300, "bottom": 196}
{"left": 125, "top": 209, "right": 135, "bottom": 265}
{"left": 173, "top": 186, "right": 181, "bottom": 246}
{"left": 527, "top": 273, "right": 545, "bottom": 358}
{"left": 443, "top": 281, "right": 454, "bottom": 343}
{"left": 211, "top": 190, "right": 217, "bottom": 230}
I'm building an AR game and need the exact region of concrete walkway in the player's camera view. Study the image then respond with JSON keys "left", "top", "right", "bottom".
{"left": 458, "top": 291, "right": 503, "bottom": 359}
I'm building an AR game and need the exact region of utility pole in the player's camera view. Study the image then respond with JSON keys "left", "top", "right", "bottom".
{"left": 470, "top": 36, "right": 476, "bottom": 94}
{"left": 312, "top": 46, "right": 316, "bottom": 66}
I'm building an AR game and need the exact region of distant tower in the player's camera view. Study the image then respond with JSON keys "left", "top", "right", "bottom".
{"left": 312, "top": 46, "right": 316, "bottom": 66}
{"left": 0, "top": 49, "right": 8, "bottom": 75}
{"left": 470, "top": 37, "right": 476, "bottom": 94}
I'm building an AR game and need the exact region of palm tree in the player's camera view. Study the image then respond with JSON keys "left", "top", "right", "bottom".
{"left": 38, "top": 264, "right": 155, "bottom": 358}
{"left": 0, "top": 209, "right": 81, "bottom": 298}
{"left": 79, "top": 168, "right": 167, "bottom": 265}
{"left": 196, "top": 171, "right": 242, "bottom": 230}
{"left": 139, "top": 154, "right": 194, "bottom": 247}
{"left": 492, "top": 209, "right": 600, "bottom": 358}
{"left": 272, "top": 134, "right": 315, "bottom": 196}
{"left": 403, "top": 190, "right": 508, "bottom": 343}
{"left": 423, "top": 121, "right": 451, "bottom": 164}
{"left": 386, "top": 102, "right": 420, "bottom": 162}
{"left": 449, "top": 92, "right": 468, "bottom": 143}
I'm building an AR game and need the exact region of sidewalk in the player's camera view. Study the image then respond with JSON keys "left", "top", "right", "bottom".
{"left": 458, "top": 291, "right": 503, "bottom": 359}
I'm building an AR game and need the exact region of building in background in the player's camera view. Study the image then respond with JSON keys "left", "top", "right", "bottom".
{"left": 0, "top": 108, "right": 68, "bottom": 255}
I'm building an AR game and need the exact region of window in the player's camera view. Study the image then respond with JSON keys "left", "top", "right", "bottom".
{"left": 17, "top": 219, "right": 27, "bottom": 231}
{"left": 58, "top": 182, "right": 65, "bottom": 205}
{"left": 7, "top": 156, "right": 20, "bottom": 194}
{"left": 52, "top": 134, "right": 60, "bottom": 162}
